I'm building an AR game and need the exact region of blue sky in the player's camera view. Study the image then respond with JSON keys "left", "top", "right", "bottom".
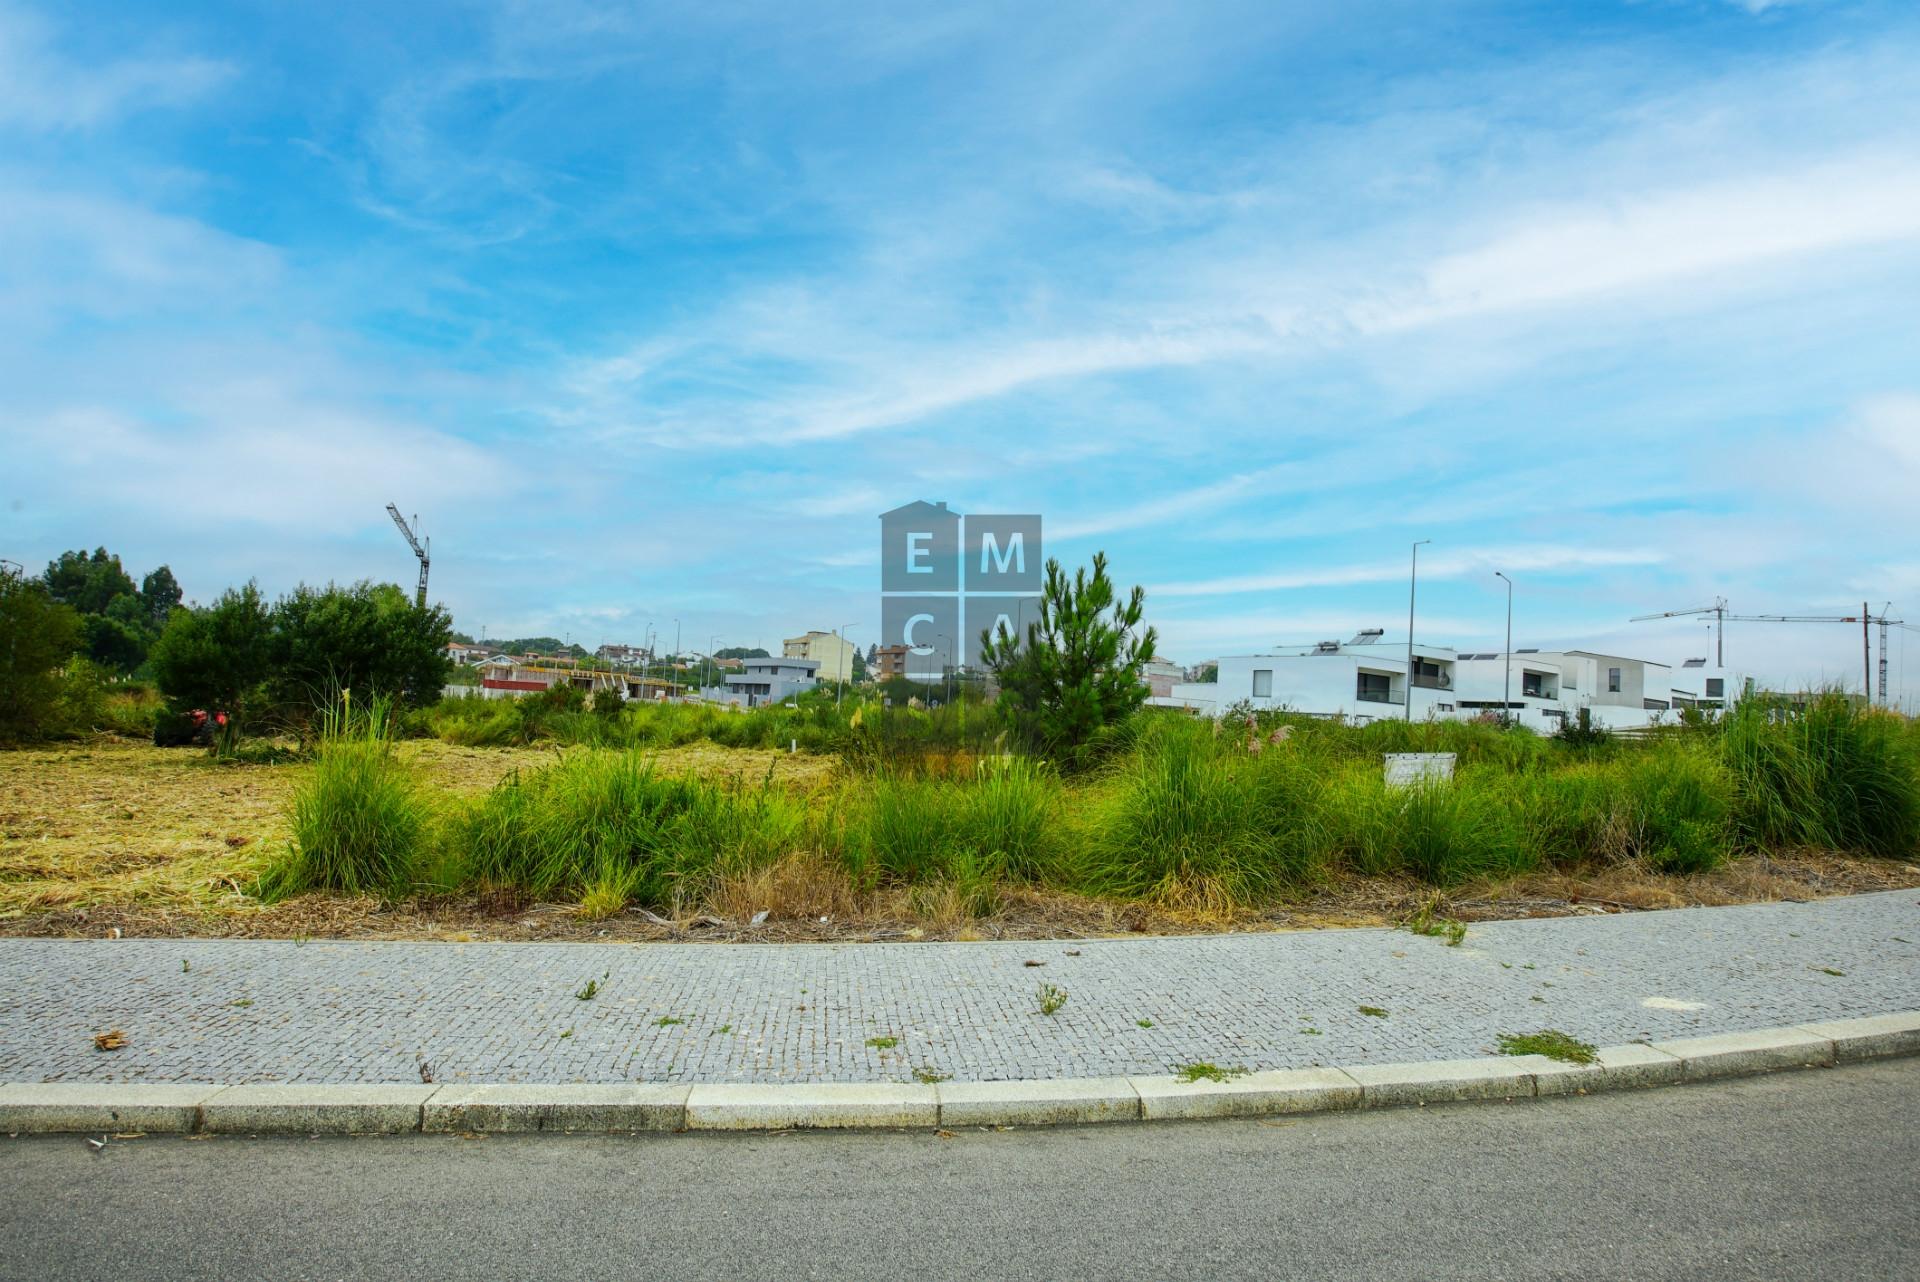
{"left": 6, "top": 0, "right": 1920, "bottom": 699}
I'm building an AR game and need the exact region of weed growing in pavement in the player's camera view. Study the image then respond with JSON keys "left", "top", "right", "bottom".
{"left": 711, "top": 1024, "right": 732, "bottom": 1035}
{"left": 1358, "top": 1005, "right": 1388, "bottom": 1018}
{"left": 228, "top": 999, "right": 252, "bottom": 1008}
{"left": 1497, "top": 1029, "right": 1597, "bottom": 1064}
{"left": 1403, "top": 895, "right": 1467, "bottom": 946}
{"left": 866, "top": 1035, "right": 899, "bottom": 1049}
{"left": 913, "top": 1067, "right": 951, "bottom": 1083}
{"left": 559, "top": 1028, "right": 573, "bottom": 1039}
{"left": 181, "top": 959, "right": 190, "bottom": 973}
{"left": 1173, "top": 1062, "right": 1247, "bottom": 1084}
{"left": 574, "top": 979, "right": 598, "bottom": 1001}
{"left": 1300, "top": 1027, "right": 1321, "bottom": 1035}
{"left": 1036, "top": 982, "right": 1068, "bottom": 1016}
{"left": 653, "top": 1015, "right": 683, "bottom": 1026}
{"left": 1137, "top": 1019, "right": 1153, "bottom": 1028}
{"left": 1815, "top": 966, "right": 1846, "bottom": 976}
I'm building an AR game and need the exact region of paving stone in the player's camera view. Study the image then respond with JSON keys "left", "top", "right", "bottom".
{"left": 0, "top": 891, "right": 1915, "bottom": 1087}
{"left": 200, "top": 1084, "right": 432, "bottom": 1134}
{"left": 422, "top": 1083, "right": 688, "bottom": 1133}
{"left": 1650, "top": 1027, "right": 1836, "bottom": 1080}
{"left": 1131, "top": 1067, "right": 1361, "bottom": 1120}
{"left": 937, "top": 1076, "right": 1138, "bottom": 1126}
{"left": 0, "top": 1082, "right": 219, "bottom": 1133}
{"left": 686, "top": 1082, "right": 937, "bottom": 1129}
{"left": 1530, "top": 1042, "right": 1685, "bottom": 1096}
{"left": 1346, "top": 1057, "right": 1537, "bottom": 1107}
{"left": 1794, "top": 1011, "right": 1920, "bottom": 1062}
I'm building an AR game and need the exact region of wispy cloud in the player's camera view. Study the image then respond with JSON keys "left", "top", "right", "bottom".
{"left": 1153, "top": 546, "right": 1669, "bottom": 599}
{"left": 0, "top": 4, "right": 230, "bottom": 130}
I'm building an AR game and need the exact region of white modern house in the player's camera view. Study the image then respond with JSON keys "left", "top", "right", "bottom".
{"left": 1157, "top": 631, "right": 1745, "bottom": 732}
{"left": 708, "top": 656, "right": 821, "bottom": 708}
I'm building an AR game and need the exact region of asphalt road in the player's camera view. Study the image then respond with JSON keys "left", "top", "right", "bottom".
{"left": 4, "top": 1061, "right": 1916, "bottom": 1282}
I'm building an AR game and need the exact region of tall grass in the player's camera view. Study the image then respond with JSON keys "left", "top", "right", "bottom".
{"left": 275, "top": 690, "right": 1920, "bottom": 914}
{"left": 1720, "top": 692, "right": 1920, "bottom": 858}
{"left": 263, "top": 695, "right": 428, "bottom": 900}
{"left": 1078, "top": 720, "right": 1328, "bottom": 906}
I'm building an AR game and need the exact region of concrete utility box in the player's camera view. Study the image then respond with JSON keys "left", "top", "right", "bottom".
{"left": 1383, "top": 752, "right": 1456, "bottom": 789}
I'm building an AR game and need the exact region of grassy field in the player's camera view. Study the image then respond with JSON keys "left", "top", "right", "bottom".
{"left": 5, "top": 693, "right": 1918, "bottom": 942}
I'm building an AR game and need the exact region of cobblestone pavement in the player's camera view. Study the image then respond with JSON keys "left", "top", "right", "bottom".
{"left": 2, "top": 892, "right": 1916, "bottom": 1086}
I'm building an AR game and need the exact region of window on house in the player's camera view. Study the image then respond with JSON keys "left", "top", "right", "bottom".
{"left": 1706, "top": 678, "right": 1724, "bottom": 698}
{"left": 1357, "top": 672, "right": 1393, "bottom": 702}
{"left": 1608, "top": 667, "right": 1622, "bottom": 693}
{"left": 1252, "top": 669, "right": 1272, "bottom": 698}
{"left": 1522, "top": 671, "right": 1546, "bottom": 698}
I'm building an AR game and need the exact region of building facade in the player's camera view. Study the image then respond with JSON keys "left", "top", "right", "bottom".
{"left": 710, "top": 656, "right": 821, "bottom": 708}
{"left": 1157, "top": 634, "right": 1743, "bottom": 732}
{"left": 783, "top": 630, "right": 857, "bottom": 683}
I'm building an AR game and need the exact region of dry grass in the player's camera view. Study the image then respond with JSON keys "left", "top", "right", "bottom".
{"left": 4, "top": 738, "right": 1916, "bottom": 942}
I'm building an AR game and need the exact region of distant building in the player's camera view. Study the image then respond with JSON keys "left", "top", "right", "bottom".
{"left": 1139, "top": 657, "right": 1184, "bottom": 699}
{"left": 1155, "top": 631, "right": 1745, "bottom": 732}
{"left": 476, "top": 660, "right": 672, "bottom": 702}
{"left": 445, "top": 642, "right": 497, "bottom": 665}
{"left": 870, "top": 644, "right": 911, "bottom": 679}
{"left": 707, "top": 656, "right": 821, "bottom": 708}
{"left": 595, "top": 643, "right": 649, "bottom": 665}
{"left": 783, "top": 631, "right": 857, "bottom": 683}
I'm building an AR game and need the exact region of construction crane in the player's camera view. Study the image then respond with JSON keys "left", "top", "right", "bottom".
{"left": 1717, "top": 605, "right": 1920, "bottom": 707}
{"left": 385, "top": 504, "right": 430, "bottom": 608}
{"left": 1630, "top": 598, "right": 1728, "bottom": 665}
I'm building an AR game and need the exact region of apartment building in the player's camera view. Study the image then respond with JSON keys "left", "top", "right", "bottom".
{"left": 783, "top": 630, "right": 857, "bottom": 683}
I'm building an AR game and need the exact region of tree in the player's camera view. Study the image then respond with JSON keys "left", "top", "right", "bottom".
{"left": 269, "top": 581, "right": 452, "bottom": 713}
{"left": 148, "top": 583, "right": 274, "bottom": 729}
{"left": 979, "top": 551, "right": 1157, "bottom": 766}
{"left": 0, "top": 566, "right": 81, "bottom": 741}
{"left": 715, "top": 646, "right": 770, "bottom": 660}
{"left": 43, "top": 548, "right": 137, "bottom": 617}
{"left": 140, "top": 566, "right": 183, "bottom": 630}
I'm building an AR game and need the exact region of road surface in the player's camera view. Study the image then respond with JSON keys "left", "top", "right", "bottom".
{"left": 3, "top": 1059, "right": 1914, "bottom": 1281}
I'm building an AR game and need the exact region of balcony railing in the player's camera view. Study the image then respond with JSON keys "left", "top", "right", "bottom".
{"left": 1355, "top": 689, "right": 1404, "bottom": 705}
{"left": 1410, "top": 673, "right": 1452, "bottom": 689}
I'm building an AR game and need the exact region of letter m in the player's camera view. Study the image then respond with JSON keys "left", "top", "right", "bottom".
{"left": 980, "top": 530, "right": 1024, "bottom": 576}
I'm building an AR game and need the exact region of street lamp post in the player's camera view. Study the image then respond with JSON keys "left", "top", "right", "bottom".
{"left": 935, "top": 634, "right": 953, "bottom": 709}
{"left": 1494, "top": 571, "right": 1513, "bottom": 726}
{"left": 671, "top": 618, "right": 681, "bottom": 701}
{"left": 836, "top": 623, "right": 857, "bottom": 710}
{"left": 1405, "top": 540, "right": 1431, "bottom": 722}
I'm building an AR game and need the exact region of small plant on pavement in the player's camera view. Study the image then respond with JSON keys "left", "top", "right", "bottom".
{"left": 1358, "top": 1005, "right": 1388, "bottom": 1018}
{"left": 1137, "top": 1018, "right": 1153, "bottom": 1028}
{"left": 574, "top": 979, "right": 599, "bottom": 1001}
{"left": 1403, "top": 895, "right": 1467, "bottom": 946}
{"left": 1172, "top": 1062, "right": 1246, "bottom": 1084}
{"left": 1036, "top": 982, "right": 1068, "bottom": 1016}
{"left": 1497, "top": 1030, "right": 1597, "bottom": 1064}
{"left": 866, "top": 1035, "right": 899, "bottom": 1049}
{"left": 653, "top": 1015, "right": 683, "bottom": 1026}
{"left": 913, "top": 1066, "right": 951, "bottom": 1084}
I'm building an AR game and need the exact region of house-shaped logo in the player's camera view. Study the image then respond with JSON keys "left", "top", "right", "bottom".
{"left": 879, "top": 500, "right": 1042, "bottom": 681}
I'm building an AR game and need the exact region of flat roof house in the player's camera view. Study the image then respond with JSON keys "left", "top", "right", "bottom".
{"left": 714, "top": 656, "right": 821, "bottom": 708}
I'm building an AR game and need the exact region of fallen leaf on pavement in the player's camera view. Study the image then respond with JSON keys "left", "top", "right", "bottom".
{"left": 93, "top": 1030, "right": 128, "bottom": 1051}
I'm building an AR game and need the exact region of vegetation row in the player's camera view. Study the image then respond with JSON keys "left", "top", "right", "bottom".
{"left": 267, "top": 692, "right": 1920, "bottom": 915}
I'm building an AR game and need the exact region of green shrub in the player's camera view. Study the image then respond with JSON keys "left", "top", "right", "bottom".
{"left": 1333, "top": 766, "right": 1530, "bottom": 884}
{"left": 1079, "top": 720, "right": 1326, "bottom": 904}
{"left": 1721, "top": 693, "right": 1920, "bottom": 858}
{"left": 264, "top": 698, "right": 428, "bottom": 899}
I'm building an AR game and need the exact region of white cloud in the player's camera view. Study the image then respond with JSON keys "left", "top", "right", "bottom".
{"left": 0, "top": 5, "right": 230, "bottom": 130}
{"left": 1153, "top": 545, "right": 1668, "bottom": 599}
